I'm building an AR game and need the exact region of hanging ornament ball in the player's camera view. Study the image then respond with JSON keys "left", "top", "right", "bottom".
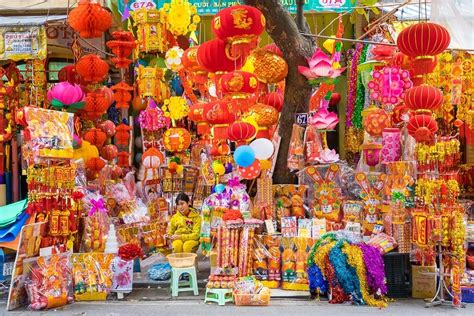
{"left": 214, "top": 184, "right": 226, "bottom": 194}
{"left": 249, "top": 138, "right": 274, "bottom": 160}
{"left": 234, "top": 145, "right": 255, "bottom": 168}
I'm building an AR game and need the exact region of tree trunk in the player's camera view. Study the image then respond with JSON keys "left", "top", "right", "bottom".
{"left": 244, "top": 0, "right": 315, "bottom": 184}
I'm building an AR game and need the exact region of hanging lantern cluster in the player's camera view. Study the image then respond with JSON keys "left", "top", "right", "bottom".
{"left": 106, "top": 31, "right": 136, "bottom": 69}
{"left": 75, "top": 54, "right": 109, "bottom": 84}
{"left": 68, "top": 0, "right": 112, "bottom": 39}
{"left": 188, "top": 102, "right": 210, "bottom": 135}
{"left": 203, "top": 100, "right": 236, "bottom": 140}
{"left": 111, "top": 82, "right": 133, "bottom": 109}
{"left": 83, "top": 90, "right": 111, "bottom": 120}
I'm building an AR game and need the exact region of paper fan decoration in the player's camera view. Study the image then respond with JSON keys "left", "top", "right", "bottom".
{"left": 368, "top": 66, "right": 412, "bottom": 109}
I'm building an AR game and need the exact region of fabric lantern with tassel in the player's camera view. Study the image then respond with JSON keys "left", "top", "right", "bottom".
{"left": 117, "top": 151, "right": 130, "bottom": 167}
{"left": 407, "top": 113, "right": 438, "bottom": 143}
{"left": 221, "top": 71, "right": 258, "bottom": 113}
{"left": 396, "top": 22, "right": 450, "bottom": 61}
{"left": 227, "top": 121, "right": 256, "bottom": 146}
{"left": 203, "top": 100, "right": 236, "bottom": 140}
{"left": 259, "top": 91, "right": 284, "bottom": 113}
{"left": 188, "top": 102, "right": 210, "bottom": 136}
{"left": 247, "top": 103, "right": 279, "bottom": 139}
{"left": 211, "top": 5, "right": 265, "bottom": 57}
{"left": 111, "top": 82, "right": 133, "bottom": 109}
{"left": 75, "top": 54, "right": 109, "bottom": 83}
{"left": 163, "top": 127, "right": 191, "bottom": 152}
{"left": 68, "top": 0, "right": 112, "bottom": 38}
{"left": 197, "top": 39, "right": 247, "bottom": 73}
{"left": 106, "top": 31, "right": 136, "bottom": 69}
{"left": 403, "top": 85, "right": 443, "bottom": 112}
{"left": 115, "top": 123, "right": 132, "bottom": 147}
{"left": 250, "top": 48, "right": 288, "bottom": 84}
{"left": 83, "top": 128, "right": 107, "bottom": 148}
{"left": 182, "top": 46, "right": 208, "bottom": 86}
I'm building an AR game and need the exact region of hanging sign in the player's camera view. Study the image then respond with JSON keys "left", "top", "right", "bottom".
{"left": 118, "top": 0, "right": 354, "bottom": 16}
{"left": 295, "top": 113, "right": 308, "bottom": 126}
{"left": 0, "top": 26, "right": 47, "bottom": 61}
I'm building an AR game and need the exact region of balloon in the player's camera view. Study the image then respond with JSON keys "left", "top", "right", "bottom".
{"left": 234, "top": 145, "right": 255, "bottom": 168}
{"left": 250, "top": 138, "right": 274, "bottom": 160}
{"left": 214, "top": 184, "right": 225, "bottom": 194}
{"left": 224, "top": 162, "right": 233, "bottom": 174}
{"left": 213, "top": 163, "right": 225, "bottom": 176}
{"left": 260, "top": 159, "right": 272, "bottom": 170}
{"left": 239, "top": 160, "right": 261, "bottom": 180}
{"left": 176, "top": 165, "right": 184, "bottom": 174}
{"left": 134, "top": 136, "right": 143, "bottom": 148}
{"left": 135, "top": 153, "right": 142, "bottom": 164}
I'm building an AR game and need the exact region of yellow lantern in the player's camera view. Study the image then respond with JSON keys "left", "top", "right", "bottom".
{"left": 136, "top": 66, "right": 169, "bottom": 102}
{"left": 131, "top": 8, "right": 170, "bottom": 54}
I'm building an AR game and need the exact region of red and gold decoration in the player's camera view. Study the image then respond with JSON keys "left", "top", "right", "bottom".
{"left": 68, "top": 0, "right": 112, "bottom": 39}
{"left": 75, "top": 55, "right": 109, "bottom": 84}
{"left": 163, "top": 127, "right": 191, "bottom": 153}
{"left": 106, "top": 31, "right": 136, "bottom": 69}
{"left": 111, "top": 82, "right": 133, "bottom": 109}
{"left": 247, "top": 103, "right": 279, "bottom": 139}
{"left": 204, "top": 100, "right": 236, "bottom": 140}
{"left": 227, "top": 121, "right": 256, "bottom": 146}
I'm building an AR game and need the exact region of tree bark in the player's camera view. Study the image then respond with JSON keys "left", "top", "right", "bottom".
{"left": 244, "top": 0, "right": 315, "bottom": 184}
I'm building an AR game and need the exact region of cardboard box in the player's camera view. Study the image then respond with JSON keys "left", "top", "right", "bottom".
{"left": 411, "top": 265, "right": 436, "bottom": 298}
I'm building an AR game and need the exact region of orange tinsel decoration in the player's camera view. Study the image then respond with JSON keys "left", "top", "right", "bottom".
{"left": 75, "top": 54, "right": 109, "bottom": 83}
{"left": 68, "top": 0, "right": 112, "bottom": 39}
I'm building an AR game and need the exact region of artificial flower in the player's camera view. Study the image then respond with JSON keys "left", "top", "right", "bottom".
{"left": 298, "top": 48, "right": 346, "bottom": 82}
{"left": 165, "top": 46, "right": 184, "bottom": 72}
{"left": 162, "top": 96, "right": 189, "bottom": 121}
{"left": 316, "top": 148, "right": 340, "bottom": 164}
{"left": 309, "top": 108, "right": 339, "bottom": 130}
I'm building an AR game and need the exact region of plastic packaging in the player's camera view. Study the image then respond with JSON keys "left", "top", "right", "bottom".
{"left": 72, "top": 253, "right": 114, "bottom": 301}
{"left": 233, "top": 277, "right": 271, "bottom": 306}
{"left": 148, "top": 263, "right": 172, "bottom": 281}
{"left": 25, "top": 253, "right": 73, "bottom": 311}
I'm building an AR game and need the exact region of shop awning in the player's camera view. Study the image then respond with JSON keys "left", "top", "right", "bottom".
{"left": 0, "top": 15, "right": 67, "bottom": 26}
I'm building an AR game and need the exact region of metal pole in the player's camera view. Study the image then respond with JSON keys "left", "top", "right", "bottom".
{"left": 296, "top": 0, "right": 305, "bottom": 30}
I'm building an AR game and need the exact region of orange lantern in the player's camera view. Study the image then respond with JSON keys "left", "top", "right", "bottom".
{"left": 212, "top": 5, "right": 265, "bottom": 56}
{"left": 106, "top": 31, "right": 136, "bottom": 69}
{"left": 86, "top": 157, "right": 105, "bottom": 172}
{"left": 83, "top": 128, "right": 107, "bottom": 148}
{"left": 83, "top": 91, "right": 110, "bottom": 120}
{"left": 68, "top": 0, "right": 112, "bottom": 39}
{"left": 163, "top": 127, "right": 192, "bottom": 152}
{"left": 100, "top": 144, "right": 118, "bottom": 161}
{"left": 131, "top": 8, "right": 170, "bottom": 54}
{"left": 363, "top": 107, "right": 391, "bottom": 137}
{"left": 142, "top": 147, "right": 164, "bottom": 169}
{"left": 251, "top": 48, "right": 288, "bottom": 84}
{"left": 117, "top": 151, "right": 130, "bottom": 167}
{"left": 203, "top": 100, "right": 236, "bottom": 140}
{"left": 115, "top": 123, "right": 132, "bottom": 147}
{"left": 197, "top": 39, "right": 247, "bottom": 73}
{"left": 248, "top": 103, "right": 279, "bottom": 139}
{"left": 221, "top": 71, "right": 258, "bottom": 98}
{"left": 259, "top": 91, "right": 284, "bottom": 112}
{"left": 227, "top": 121, "right": 256, "bottom": 146}
{"left": 188, "top": 103, "right": 210, "bottom": 135}
{"left": 111, "top": 82, "right": 133, "bottom": 109}
{"left": 75, "top": 54, "right": 109, "bottom": 84}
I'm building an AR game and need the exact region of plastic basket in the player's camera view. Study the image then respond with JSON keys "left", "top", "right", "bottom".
{"left": 383, "top": 252, "right": 411, "bottom": 298}
{"left": 233, "top": 293, "right": 270, "bottom": 306}
{"left": 166, "top": 253, "right": 197, "bottom": 268}
{"left": 462, "top": 287, "right": 474, "bottom": 303}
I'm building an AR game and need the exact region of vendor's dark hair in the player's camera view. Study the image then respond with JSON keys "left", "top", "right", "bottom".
{"left": 175, "top": 192, "right": 190, "bottom": 204}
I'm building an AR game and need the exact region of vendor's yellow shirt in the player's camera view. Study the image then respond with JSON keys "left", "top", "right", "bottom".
{"left": 167, "top": 209, "right": 201, "bottom": 241}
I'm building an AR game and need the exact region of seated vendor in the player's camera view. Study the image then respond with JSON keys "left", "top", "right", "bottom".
{"left": 167, "top": 193, "right": 201, "bottom": 253}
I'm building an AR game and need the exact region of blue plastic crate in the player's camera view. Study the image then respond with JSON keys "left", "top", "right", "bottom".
{"left": 462, "top": 287, "right": 474, "bottom": 303}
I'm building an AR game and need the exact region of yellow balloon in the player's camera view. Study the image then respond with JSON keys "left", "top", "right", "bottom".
{"left": 323, "top": 36, "right": 336, "bottom": 54}
{"left": 260, "top": 159, "right": 272, "bottom": 170}
{"left": 73, "top": 141, "right": 98, "bottom": 164}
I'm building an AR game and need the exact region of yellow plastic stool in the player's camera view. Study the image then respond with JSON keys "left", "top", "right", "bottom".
{"left": 170, "top": 266, "right": 199, "bottom": 297}
{"left": 204, "top": 288, "right": 233, "bottom": 306}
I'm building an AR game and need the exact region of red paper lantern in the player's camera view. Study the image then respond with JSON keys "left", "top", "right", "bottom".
{"left": 58, "top": 65, "right": 81, "bottom": 85}
{"left": 203, "top": 100, "right": 236, "bottom": 140}
{"left": 227, "top": 121, "right": 256, "bottom": 145}
{"left": 197, "top": 39, "right": 247, "bottom": 73}
{"left": 212, "top": 5, "right": 265, "bottom": 56}
{"left": 115, "top": 123, "right": 132, "bottom": 146}
{"left": 259, "top": 91, "right": 284, "bottom": 112}
{"left": 111, "top": 82, "right": 133, "bottom": 109}
{"left": 407, "top": 113, "right": 438, "bottom": 143}
{"left": 393, "top": 52, "right": 438, "bottom": 86}
{"left": 68, "top": 0, "right": 112, "bottom": 38}
{"left": 188, "top": 103, "right": 210, "bottom": 135}
{"left": 397, "top": 22, "right": 450, "bottom": 60}
{"left": 221, "top": 71, "right": 259, "bottom": 97}
{"left": 75, "top": 54, "right": 109, "bottom": 83}
{"left": 101, "top": 144, "right": 118, "bottom": 161}
{"left": 106, "top": 31, "right": 136, "bottom": 69}
{"left": 404, "top": 85, "right": 443, "bottom": 112}
{"left": 83, "top": 91, "right": 110, "bottom": 120}
{"left": 83, "top": 128, "right": 106, "bottom": 148}
{"left": 117, "top": 151, "right": 130, "bottom": 167}
{"left": 163, "top": 127, "right": 192, "bottom": 152}
{"left": 86, "top": 157, "right": 105, "bottom": 172}
{"left": 264, "top": 43, "right": 283, "bottom": 57}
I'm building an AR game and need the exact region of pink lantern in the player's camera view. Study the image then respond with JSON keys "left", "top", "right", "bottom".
{"left": 368, "top": 67, "right": 412, "bottom": 110}
{"left": 381, "top": 128, "right": 401, "bottom": 163}
{"left": 362, "top": 143, "right": 382, "bottom": 170}
{"left": 138, "top": 99, "right": 170, "bottom": 131}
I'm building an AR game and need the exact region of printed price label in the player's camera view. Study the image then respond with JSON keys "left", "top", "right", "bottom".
{"left": 130, "top": 0, "right": 156, "bottom": 11}
{"left": 3, "top": 262, "right": 14, "bottom": 276}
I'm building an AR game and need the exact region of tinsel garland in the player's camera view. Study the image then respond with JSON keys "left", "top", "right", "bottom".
{"left": 324, "top": 254, "right": 350, "bottom": 303}
{"left": 345, "top": 44, "right": 363, "bottom": 127}
{"left": 343, "top": 244, "right": 387, "bottom": 308}
{"left": 352, "top": 44, "right": 369, "bottom": 129}
{"left": 359, "top": 243, "right": 387, "bottom": 295}
{"left": 308, "top": 265, "right": 328, "bottom": 293}
{"left": 329, "top": 240, "right": 364, "bottom": 304}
